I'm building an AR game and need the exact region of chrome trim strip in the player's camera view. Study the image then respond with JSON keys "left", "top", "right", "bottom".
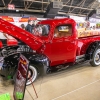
{"left": 76, "top": 54, "right": 85, "bottom": 60}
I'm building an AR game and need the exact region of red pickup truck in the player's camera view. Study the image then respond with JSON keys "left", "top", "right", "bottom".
{"left": 0, "top": 18, "right": 100, "bottom": 85}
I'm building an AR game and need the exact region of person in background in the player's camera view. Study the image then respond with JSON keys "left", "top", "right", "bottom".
{"left": 20, "top": 24, "right": 25, "bottom": 30}
{"left": 32, "top": 20, "right": 36, "bottom": 29}
{"left": 31, "top": 20, "right": 36, "bottom": 34}
{"left": 25, "top": 20, "right": 33, "bottom": 33}
{"left": 90, "top": 26, "right": 92, "bottom": 30}
{"left": 33, "top": 24, "right": 42, "bottom": 36}
{"left": 93, "top": 26, "right": 96, "bottom": 30}
{"left": 42, "top": 25, "right": 49, "bottom": 36}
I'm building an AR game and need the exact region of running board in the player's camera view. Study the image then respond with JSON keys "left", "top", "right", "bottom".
{"left": 76, "top": 54, "right": 85, "bottom": 63}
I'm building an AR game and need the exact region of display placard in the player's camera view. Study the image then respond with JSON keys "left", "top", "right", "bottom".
{"left": 13, "top": 54, "right": 29, "bottom": 100}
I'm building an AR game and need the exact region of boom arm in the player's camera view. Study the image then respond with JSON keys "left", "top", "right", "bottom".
{"left": 0, "top": 18, "right": 43, "bottom": 50}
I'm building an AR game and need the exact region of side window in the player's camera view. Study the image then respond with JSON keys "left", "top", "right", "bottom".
{"left": 54, "top": 25, "right": 72, "bottom": 38}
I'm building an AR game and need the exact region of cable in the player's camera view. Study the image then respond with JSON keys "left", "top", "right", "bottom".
{"left": 26, "top": 74, "right": 44, "bottom": 100}
{"left": 37, "top": 75, "right": 44, "bottom": 94}
{"left": 30, "top": 78, "right": 38, "bottom": 98}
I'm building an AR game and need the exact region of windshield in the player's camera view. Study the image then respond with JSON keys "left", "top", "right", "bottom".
{"left": 32, "top": 24, "right": 50, "bottom": 36}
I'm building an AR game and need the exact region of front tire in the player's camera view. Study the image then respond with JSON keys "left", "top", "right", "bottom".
{"left": 90, "top": 48, "right": 100, "bottom": 67}
{"left": 26, "top": 65, "right": 38, "bottom": 85}
{"left": 13, "top": 64, "right": 38, "bottom": 85}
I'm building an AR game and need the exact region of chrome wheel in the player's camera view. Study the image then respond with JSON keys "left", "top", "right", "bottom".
{"left": 90, "top": 48, "right": 100, "bottom": 67}
{"left": 94, "top": 49, "right": 100, "bottom": 65}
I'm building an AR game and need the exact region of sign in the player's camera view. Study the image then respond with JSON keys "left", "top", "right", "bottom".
{"left": 0, "top": 16, "right": 14, "bottom": 22}
{"left": 29, "top": 17, "right": 37, "bottom": 20}
{"left": 13, "top": 54, "right": 29, "bottom": 100}
{"left": 70, "top": 15, "right": 85, "bottom": 22}
{"left": 77, "top": 28, "right": 100, "bottom": 38}
{"left": 8, "top": 4, "right": 15, "bottom": 10}
{"left": 19, "top": 18, "right": 29, "bottom": 22}
{"left": 19, "top": 17, "right": 37, "bottom": 22}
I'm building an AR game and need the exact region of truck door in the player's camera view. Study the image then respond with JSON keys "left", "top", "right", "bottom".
{"left": 50, "top": 24, "right": 77, "bottom": 66}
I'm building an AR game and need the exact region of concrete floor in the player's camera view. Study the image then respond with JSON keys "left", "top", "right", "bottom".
{"left": 0, "top": 63, "right": 100, "bottom": 100}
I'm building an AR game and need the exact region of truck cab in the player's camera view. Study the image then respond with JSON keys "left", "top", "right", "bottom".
{"left": 37, "top": 18, "right": 77, "bottom": 66}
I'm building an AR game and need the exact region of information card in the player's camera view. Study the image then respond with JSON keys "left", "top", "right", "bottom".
{"left": 13, "top": 54, "right": 29, "bottom": 100}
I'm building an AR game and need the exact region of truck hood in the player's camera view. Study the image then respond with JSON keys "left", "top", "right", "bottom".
{"left": 0, "top": 18, "right": 44, "bottom": 51}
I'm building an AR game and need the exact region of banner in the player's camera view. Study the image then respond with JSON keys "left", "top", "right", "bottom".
{"left": 78, "top": 28, "right": 100, "bottom": 37}
{"left": 8, "top": 4, "right": 15, "bottom": 10}
{"left": 19, "top": 18, "right": 29, "bottom": 22}
{"left": 13, "top": 54, "right": 29, "bottom": 100}
{"left": 19, "top": 17, "right": 37, "bottom": 22}
{"left": 0, "top": 16, "right": 14, "bottom": 22}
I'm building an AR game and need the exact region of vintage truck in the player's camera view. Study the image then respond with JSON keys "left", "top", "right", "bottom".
{"left": 0, "top": 18, "right": 100, "bottom": 85}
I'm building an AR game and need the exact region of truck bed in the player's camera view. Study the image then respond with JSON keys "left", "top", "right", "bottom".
{"left": 77, "top": 35, "right": 100, "bottom": 56}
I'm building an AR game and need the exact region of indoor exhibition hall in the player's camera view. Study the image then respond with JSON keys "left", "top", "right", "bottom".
{"left": 0, "top": 0, "right": 100, "bottom": 100}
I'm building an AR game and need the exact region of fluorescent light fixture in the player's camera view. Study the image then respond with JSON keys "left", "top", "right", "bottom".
{"left": 16, "top": 10, "right": 19, "bottom": 12}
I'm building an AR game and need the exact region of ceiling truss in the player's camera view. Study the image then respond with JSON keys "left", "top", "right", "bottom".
{"left": 0, "top": 0, "right": 99, "bottom": 17}
{"left": 78, "top": 0, "right": 87, "bottom": 14}
{"left": 2, "top": 0, "right": 6, "bottom": 7}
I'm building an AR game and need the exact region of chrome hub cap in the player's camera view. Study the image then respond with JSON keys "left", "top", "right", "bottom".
{"left": 94, "top": 49, "right": 100, "bottom": 65}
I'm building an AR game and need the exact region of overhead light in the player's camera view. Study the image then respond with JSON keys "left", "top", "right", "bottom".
{"left": 16, "top": 10, "right": 19, "bottom": 12}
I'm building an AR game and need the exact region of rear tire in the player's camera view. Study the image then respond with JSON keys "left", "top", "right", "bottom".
{"left": 90, "top": 48, "right": 100, "bottom": 67}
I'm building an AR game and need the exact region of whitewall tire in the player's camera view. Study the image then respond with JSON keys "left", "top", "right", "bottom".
{"left": 26, "top": 65, "right": 38, "bottom": 85}
{"left": 90, "top": 48, "right": 100, "bottom": 66}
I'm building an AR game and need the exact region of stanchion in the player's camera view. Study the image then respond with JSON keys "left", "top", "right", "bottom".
{"left": 28, "top": 73, "right": 38, "bottom": 98}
